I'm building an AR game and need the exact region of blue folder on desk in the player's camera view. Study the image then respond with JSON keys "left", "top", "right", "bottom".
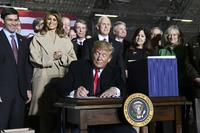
{"left": 127, "top": 56, "right": 179, "bottom": 97}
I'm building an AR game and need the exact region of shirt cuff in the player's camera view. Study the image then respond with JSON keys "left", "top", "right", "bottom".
{"left": 68, "top": 90, "right": 75, "bottom": 98}
{"left": 114, "top": 87, "right": 121, "bottom": 97}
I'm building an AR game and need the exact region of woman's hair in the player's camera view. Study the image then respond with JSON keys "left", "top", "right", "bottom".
{"left": 40, "top": 10, "right": 65, "bottom": 37}
{"left": 163, "top": 25, "right": 184, "bottom": 46}
{"left": 130, "top": 26, "right": 153, "bottom": 53}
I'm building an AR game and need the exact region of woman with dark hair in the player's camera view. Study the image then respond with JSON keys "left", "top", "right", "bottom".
{"left": 124, "top": 26, "right": 154, "bottom": 69}
{"left": 124, "top": 26, "right": 154, "bottom": 133}
{"left": 40, "top": 11, "right": 65, "bottom": 37}
{"left": 28, "top": 10, "right": 77, "bottom": 133}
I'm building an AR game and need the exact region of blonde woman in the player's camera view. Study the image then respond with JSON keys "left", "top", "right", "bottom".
{"left": 159, "top": 25, "right": 187, "bottom": 95}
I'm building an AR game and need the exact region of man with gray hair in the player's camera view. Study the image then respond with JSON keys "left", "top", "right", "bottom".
{"left": 72, "top": 19, "right": 87, "bottom": 59}
{"left": 113, "top": 21, "right": 130, "bottom": 57}
{"left": 32, "top": 18, "right": 44, "bottom": 33}
{"left": 150, "top": 26, "right": 163, "bottom": 55}
{"left": 62, "top": 17, "right": 71, "bottom": 36}
{"left": 113, "top": 21, "right": 127, "bottom": 42}
{"left": 27, "top": 18, "right": 43, "bottom": 39}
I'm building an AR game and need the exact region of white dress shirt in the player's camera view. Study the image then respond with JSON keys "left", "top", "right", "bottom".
{"left": 98, "top": 34, "right": 109, "bottom": 42}
{"left": 77, "top": 38, "right": 86, "bottom": 45}
{"left": 3, "top": 28, "right": 19, "bottom": 49}
{"left": 68, "top": 68, "right": 121, "bottom": 97}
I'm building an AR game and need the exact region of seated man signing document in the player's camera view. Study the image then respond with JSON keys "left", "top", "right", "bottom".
{"left": 62, "top": 40, "right": 125, "bottom": 98}
{"left": 61, "top": 41, "right": 136, "bottom": 133}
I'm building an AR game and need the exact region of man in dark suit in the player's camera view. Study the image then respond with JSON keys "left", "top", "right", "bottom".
{"left": 186, "top": 34, "right": 200, "bottom": 133}
{"left": 72, "top": 19, "right": 87, "bottom": 60}
{"left": 113, "top": 21, "right": 131, "bottom": 58}
{"left": 0, "top": 8, "right": 32, "bottom": 130}
{"left": 63, "top": 40, "right": 124, "bottom": 97}
{"left": 61, "top": 41, "right": 136, "bottom": 133}
{"left": 150, "top": 27, "right": 163, "bottom": 55}
{"left": 62, "top": 17, "right": 70, "bottom": 36}
{"left": 81, "top": 16, "right": 125, "bottom": 82}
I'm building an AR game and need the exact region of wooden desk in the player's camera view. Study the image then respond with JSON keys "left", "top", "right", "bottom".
{"left": 55, "top": 96, "right": 190, "bottom": 133}
{"left": 150, "top": 97, "right": 191, "bottom": 133}
{"left": 55, "top": 98, "right": 123, "bottom": 133}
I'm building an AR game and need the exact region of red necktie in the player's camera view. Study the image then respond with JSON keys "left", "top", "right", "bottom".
{"left": 93, "top": 69, "right": 99, "bottom": 96}
{"left": 10, "top": 35, "right": 18, "bottom": 63}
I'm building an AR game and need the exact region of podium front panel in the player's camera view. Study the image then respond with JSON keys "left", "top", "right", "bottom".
{"left": 127, "top": 56, "right": 179, "bottom": 96}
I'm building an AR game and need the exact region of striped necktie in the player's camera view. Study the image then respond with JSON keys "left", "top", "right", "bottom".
{"left": 10, "top": 34, "right": 18, "bottom": 63}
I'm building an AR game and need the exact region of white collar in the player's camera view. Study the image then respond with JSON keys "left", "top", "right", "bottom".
{"left": 115, "top": 37, "right": 124, "bottom": 43}
{"left": 93, "top": 68, "right": 103, "bottom": 77}
{"left": 98, "top": 34, "right": 109, "bottom": 42}
{"left": 3, "top": 28, "right": 17, "bottom": 39}
{"left": 77, "top": 38, "right": 86, "bottom": 45}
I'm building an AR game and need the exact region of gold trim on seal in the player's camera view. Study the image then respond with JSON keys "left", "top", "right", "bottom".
{"left": 123, "top": 93, "right": 154, "bottom": 127}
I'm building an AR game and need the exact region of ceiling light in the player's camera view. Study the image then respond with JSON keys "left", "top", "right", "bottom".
{"left": 0, "top": 5, "right": 28, "bottom": 10}
{"left": 94, "top": 13, "right": 118, "bottom": 18}
{"left": 13, "top": 7, "right": 28, "bottom": 11}
{"left": 115, "top": 0, "right": 131, "bottom": 3}
{"left": 172, "top": 18, "right": 193, "bottom": 23}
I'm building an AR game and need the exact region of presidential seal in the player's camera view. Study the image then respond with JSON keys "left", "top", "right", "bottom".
{"left": 123, "top": 93, "right": 154, "bottom": 127}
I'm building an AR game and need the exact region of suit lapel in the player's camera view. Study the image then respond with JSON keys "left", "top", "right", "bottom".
{"left": 94, "top": 36, "right": 99, "bottom": 41}
{"left": 16, "top": 34, "right": 24, "bottom": 65}
{"left": 85, "top": 61, "right": 95, "bottom": 96}
{"left": 108, "top": 36, "right": 111, "bottom": 43}
{"left": 89, "top": 65, "right": 94, "bottom": 96}
{"left": 99, "top": 65, "right": 113, "bottom": 93}
{"left": 0, "top": 30, "right": 16, "bottom": 64}
{"left": 35, "top": 33, "right": 54, "bottom": 55}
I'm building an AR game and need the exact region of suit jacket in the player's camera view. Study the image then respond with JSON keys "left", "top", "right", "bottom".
{"left": 81, "top": 36, "right": 123, "bottom": 67}
{"left": 81, "top": 36, "right": 126, "bottom": 81}
{"left": 120, "top": 39, "right": 131, "bottom": 58}
{"left": 62, "top": 60, "right": 125, "bottom": 97}
{"left": 186, "top": 35, "right": 200, "bottom": 80}
{"left": 185, "top": 35, "right": 200, "bottom": 98}
{"left": 0, "top": 30, "right": 30, "bottom": 101}
{"left": 71, "top": 38, "right": 84, "bottom": 60}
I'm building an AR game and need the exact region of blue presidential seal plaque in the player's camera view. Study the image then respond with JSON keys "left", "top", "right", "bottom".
{"left": 123, "top": 93, "right": 154, "bottom": 127}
